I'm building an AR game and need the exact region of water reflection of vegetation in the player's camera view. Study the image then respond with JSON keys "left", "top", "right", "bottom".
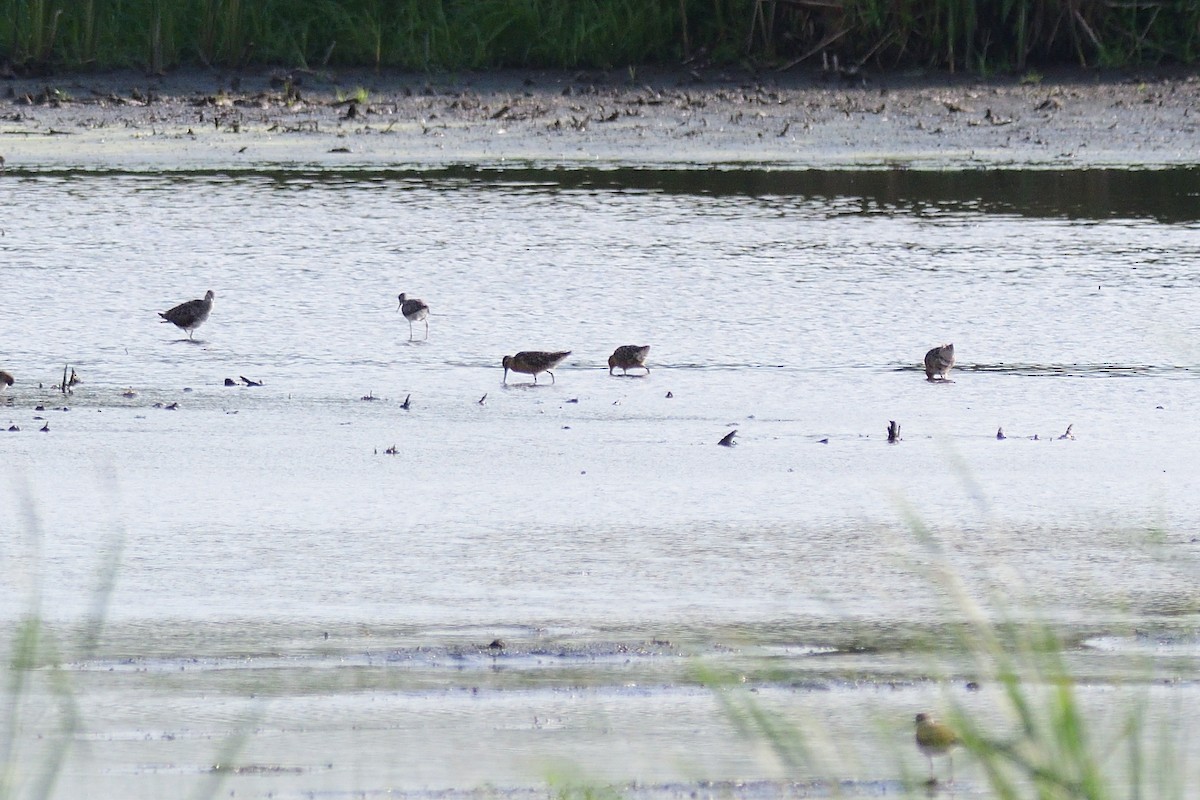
{"left": 12, "top": 167, "right": 1198, "bottom": 223}
{"left": 456, "top": 166, "right": 1200, "bottom": 224}
{"left": 272, "top": 166, "right": 1200, "bottom": 224}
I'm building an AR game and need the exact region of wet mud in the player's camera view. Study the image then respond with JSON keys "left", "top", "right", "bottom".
{"left": 1, "top": 65, "right": 1198, "bottom": 171}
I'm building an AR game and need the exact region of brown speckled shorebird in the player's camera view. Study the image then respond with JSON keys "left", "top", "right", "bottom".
{"left": 608, "top": 345, "right": 650, "bottom": 376}
{"left": 924, "top": 343, "right": 955, "bottom": 381}
{"left": 397, "top": 293, "right": 430, "bottom": 340}
{"left": 502, "top": 351, "right": 571, "bottom": 384}
{"left": 914, "top": 712, "right": 961, "bottom": 785}
{"left": 159, "top": 290, "right": 214, "bottom": 340}
{"left": 0, "top": 370, "right": 12, "bottom": 389}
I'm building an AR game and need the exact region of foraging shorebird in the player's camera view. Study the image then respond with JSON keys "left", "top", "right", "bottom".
{"left": 397, "top": 293, "right": 430, "bottom": 340}
{"left": 159, "top": 290, "right": 214, "bottom": 340}
{"left": 924, "top": 343, "right": 955, "bottom": 381}
{"left": 0, "top": 370, "right": 12, "bottom": 389}
{"left": 502, "top": 351, "right": 571, "bottom": 384}
{"left": 914, "top": 712, "right": 961, "bottom": 784}
{"left": 608, "top": 344, "right": 651, "bottom": 376}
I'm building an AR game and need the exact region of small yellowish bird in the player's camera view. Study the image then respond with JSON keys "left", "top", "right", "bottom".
{"left": 914, "top": 712, "right": 960, "bottom": 784}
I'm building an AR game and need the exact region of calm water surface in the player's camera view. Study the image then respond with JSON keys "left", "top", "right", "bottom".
{"left": 1, "top": 168, "right": 1199, "bottom": 798}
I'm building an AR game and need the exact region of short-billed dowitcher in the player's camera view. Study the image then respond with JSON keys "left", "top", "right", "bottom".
{"left": 397, "top": 293, "right": 430, "bottom": 340}
{"left": 502, "top": 351, "right": 571, "bottom": 384}
{"left": 914, "top": 712, "right": 961, "bottom": 784}
{"left": 923, "top": 343, "right": 955, "bottom": 381}
{"left": 160, "top": 290, "right": 214, "bottom": 340}
{"left": 608, "top": 344, "right": 651, "bottom": 376}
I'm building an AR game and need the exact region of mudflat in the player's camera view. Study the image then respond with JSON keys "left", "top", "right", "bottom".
{"left": 1, "top": 65, "right": 1197, "bottom": 171}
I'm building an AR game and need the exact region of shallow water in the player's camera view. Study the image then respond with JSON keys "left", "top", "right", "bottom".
{"left": 1, "top": 167, "right": 1199, "bottom": 798}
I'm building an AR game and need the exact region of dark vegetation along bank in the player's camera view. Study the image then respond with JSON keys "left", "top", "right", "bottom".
{"left": 1, "top": 0, "right": 1198, "bottom": 77}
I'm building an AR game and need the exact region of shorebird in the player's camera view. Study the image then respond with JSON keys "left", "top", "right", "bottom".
{"left": 502, "top": 351, "right": 570, "bottom": 384}
{"left": 608, "top": 344, "right": 651, "bottom": 376}
{"left": 0, "top": 370, "right": 12, "bottom": 389}
{"left": 397, "top": 293, "right": 430, "bottom": 340}
{"left": 914, "top": 712, "right": 961, "bottom": 785}
{"left": 924, "top": 343, "right": 955, "bottom": 381}
{"left": 160, "top": 290, "right": 214, "bottom": 340}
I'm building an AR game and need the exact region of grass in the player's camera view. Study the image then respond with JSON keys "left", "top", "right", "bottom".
{"left": 696, "top": 488, "right": 1195, "bottom": 799}
{"left": 0, "top": 0, "right": 1196, "bottom": 74}
{"left": 0, "top": 476, "right": 270, "bottom": 800}
{"left": 335, "top": 85, "right": 369, "bottom": 104}
{"left": 2, "top": 515, "right": 1192, "bottom": 798}
{"left": 0, "top": 476, "right": 124, "bottom": 800}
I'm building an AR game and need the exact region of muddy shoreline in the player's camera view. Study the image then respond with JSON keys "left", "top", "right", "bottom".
{"left": 1, "top": 65, "right": 1198, "bottom": 171}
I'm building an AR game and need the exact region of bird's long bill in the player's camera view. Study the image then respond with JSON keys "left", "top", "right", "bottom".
{"left": 503, "top": 366, "right": 508, "bottom": 384}
{"left": 396, "top": 299, "right": 402, "bottom": 311}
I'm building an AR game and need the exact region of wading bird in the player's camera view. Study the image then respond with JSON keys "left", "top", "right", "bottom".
{"left": 397, "top": 293, "right": 430, "bottom": 340}
{"left": 160, "top": 290, "right": 214, "bottom": 340}
{"left": 502, "top": 351, "right": 571, "bottom": 385}
{"left": 924, "top": 343, "right": 955, "bottom": 381}
{"left": 608, "top": 344, "right": 651, "bottom": 376}
{"left": 914, "top": 712, "right": 961, "bottom": 785}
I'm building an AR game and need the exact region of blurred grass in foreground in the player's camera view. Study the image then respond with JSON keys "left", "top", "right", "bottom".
{"left": 703, "top": 502, "right": 1193, "bottom": 799}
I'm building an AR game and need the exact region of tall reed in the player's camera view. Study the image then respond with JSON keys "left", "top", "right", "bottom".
{"left": 0, "top": 0, "right": 1193, "bottom": 73}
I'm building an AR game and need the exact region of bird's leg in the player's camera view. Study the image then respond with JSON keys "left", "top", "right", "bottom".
{"left": 408, "top": 321, "right": 414, "bottom": 341}
{"left": 549, "top": 371, "right": 555, "bottom": 384}
{"left": 423, "top": 319, "right": 429, "bottom": 339}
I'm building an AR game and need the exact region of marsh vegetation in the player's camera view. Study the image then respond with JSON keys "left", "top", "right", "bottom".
{"left": 1, "top": 0, "right": 1196, "bottom": 75}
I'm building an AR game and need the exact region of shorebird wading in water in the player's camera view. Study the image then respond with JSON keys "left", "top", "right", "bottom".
{"left": 502, "top": 351, "right": 571, "bottom": 384}
{"left": 397, "top": 293, "right": 430, "bottom": 340}
{"left": 159, "top": 290, "right": 214, "bottom": 340}
{"left": 914, "top": 712, "right": 961, "bottom": 785}
{"left": 608, "top": 345, "right": 651, "bottom": 376}
{"left": 924, "top": 343, "right": 955, "bottom": 381}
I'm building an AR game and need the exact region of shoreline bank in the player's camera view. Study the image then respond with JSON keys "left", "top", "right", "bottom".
{"left": 1, "top": 65, "right": 1197, "bottom": 172}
